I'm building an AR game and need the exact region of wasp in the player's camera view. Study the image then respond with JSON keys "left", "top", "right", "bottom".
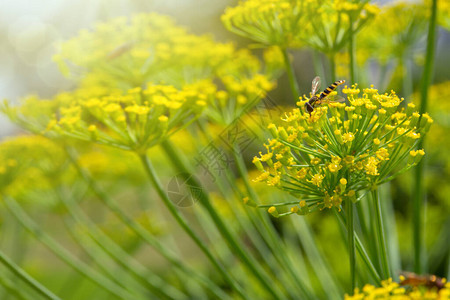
{"left": 400, "top": 272, "right": 446, "bottom": 290}
{"left": 304, "top": 76, "right": 346, "bottom": 115}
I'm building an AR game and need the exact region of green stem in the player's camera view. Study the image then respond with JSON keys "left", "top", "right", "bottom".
{"left": 62, "top": 218, "right": 149, "bottom": 299}
{"left": 231, "top": 144, "right": 316, "bottom": 299}
{"left": 348, "top": 14, "right": 356, "bottom": 84}
{"left": 334, "top": 209, "right": 381, "bottom": 284}
{"left": 413, "top": 0, "right": 438, "bottom": 274}
{"left": 281, "top": 47, "right": 301, "bottom": 102}
{"left": 371, "top": 189, "right": 390, "bottom": 279}
{"left": 347, "top": 201, "right": 356, "bottom": 292}
{"left": 160, "top": 140, "right": 284, "bottom": 299}
{"left": 329, "top": 52, "right": 337, "bottom": 82}
{"left": 0, "top": 273, "right": 30, "bottom": 300}
{"left": 2, "top": 196, "right": 134, "bottom": 299}
{"left": 59, "top": 192, "right": 187, "bottom": 300}
{"left": 311, "top": 50, "right": 326, "bottom": 83}
{"left": 64, "top": 147, "right": 229, "bottom": 300}
{"left": 0, "top": 249, "right": 60, "bottom": 300}
{"left": 138, "top": 153, "right": 247, "bottom": 300}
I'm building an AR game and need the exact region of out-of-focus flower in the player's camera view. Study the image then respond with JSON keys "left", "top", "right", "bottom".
{"left": 357, "top": 2, "right": 427, "bottom": 65}
{"left": 50, "top": 13, "right": 280, "bottom": 127}
{"left": 253, "top": 85, "right": 431, "bottom": 216}
{"left": 0, "top": 135, "right": 66, "bottom": 200}
{"left": 221, "top": 0, "right": 315, "bottom": 48}
{"left": 54, "top": 14, "right": 232, "bottom": 83}
{"left": 435, "top": 0, "right": 450, "bottom": 30}
{"left": 411, "top": 81, "right": 450, "bottom": 208}
{"left": 222, "top": 0, "right": 378, "bottom": 55}
{"left": 345, "top": 277, "right": 450, "bottom": 300}
{"left": 2, "top": 81, "right": 214, "bottom": 152}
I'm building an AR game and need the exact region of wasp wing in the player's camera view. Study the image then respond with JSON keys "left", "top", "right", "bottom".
{"left": 311, "top": 76, "right": 321, "bottom": 96}
{"left": 331, "top": 95, "right": 346, "bottom": 103}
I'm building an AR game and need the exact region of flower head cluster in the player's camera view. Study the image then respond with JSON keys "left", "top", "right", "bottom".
{"left": 50, "top": 13, "right": 280, "bottom": 128}
{"left": 253, "top": 85, "right": 432, "bottom": 216}
{"left": 55, "top": 14, "right": 233, "bottom": 81}
{"left": 0, "top": 136, "right": 67, "bottom": 200}
{"left": 345, "top": 277, "right": 450, "bottom": 300}
{"left": 222, "top": 0, "right": 317, "bottom": 48}
{"left": 437, "top": 0, "right": 450, "bottom": 30}
{"left": 222, "top": 0, "right": 378, "bottom": 53}
{"left": 357, "top": 2, "right": 428, "bottom": 66}
{"left": 3, "top": 81, "right": 216, "bottom": 153}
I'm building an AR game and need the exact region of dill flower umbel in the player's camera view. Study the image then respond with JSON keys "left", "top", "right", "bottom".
{"left": 345, "top": 277, "right": 450, "bottom": 300}
{"left": 51, "top": 13, "right": 280, "bottom": 126}
{"left": 0, "top": 136, "right": 67, "bottom": 199}
{"left": 357, "top": 2, "right": 428, "bottom": 66}
{"left": 253, "top": 85, "right": 431, "bottom": 215}
{"left": 2, "top": 81, "right": 214, "bottom": 153}
{"left": 222, "top": 0, "right": 378, "bottom": 53}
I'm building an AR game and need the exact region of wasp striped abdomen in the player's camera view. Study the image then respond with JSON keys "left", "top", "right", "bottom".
{"left": 319, "top": 80, "right": 345, "bottom": 100}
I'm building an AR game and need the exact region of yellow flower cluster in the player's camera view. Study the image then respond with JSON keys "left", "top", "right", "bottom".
{"left": 345, "top": 278, "right": 450, "bottom": 300}
{"left": 3, "top": 81, "right": 216, "bottom": 153}
{"left": 253, "top": 85, "right": 431, "bottom": 215}
{"left": 0, "top": 136, "right": 66, "bottom": 199}
{"left": 436, "top": 0, "right": 450, "bottom": 30}
{"left": 48, "top": 13, "right": 280, "bottom": 128}
{"left": 222, "top": 0, "right": 316, "bottom": 48}
{"left": 222, "top": 0, "right": 378, "bottom": 53}
{"left": 357, "top": 2, "right": 428, "bottom": 65}
{"left": 55, "top": 14, "right": 232, "bottom": 80}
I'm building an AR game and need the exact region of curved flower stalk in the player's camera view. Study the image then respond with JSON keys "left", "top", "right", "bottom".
{"left": 345, "top": 277, "right": 450, "bottom": 300}
{"left": 253, "top": 85, "right": 432, "bottom": 216}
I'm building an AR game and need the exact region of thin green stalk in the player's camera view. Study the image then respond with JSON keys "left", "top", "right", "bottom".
{"left": 138, "top": 154, "right": 248, "bottom": 300}
{"left": 290, "top": 217, "right": 343, "bottom": 298}
{"left": 281, "top": 47, "right": 301, "bottom": 102}
{"left": 380, "top": 184, "right": 401, "bottom": 274}
{"left": 2, "top": 196, "right": 134, "bottom": 300}
{"left": 347, "top": 201, "right": 356, "bottom": 292}
{"left": 371, "top": 189, "right": 390, "bottom": 279}
{"left": 334, "top": 209, "right": 381, "bottom": 284}
{"left": 0, "top": 249, "right": 60, "bottom": 300}
{"left": 160, "top": 140, "right": 284, "bottom": 299}
{"left": 59, "top": 192, "right": 188, "bottom": 300}
{"left": 329, "top": 52, "right": 337, "bottom": 82}
{"left": 62, "top": 218, "right": 149, "bottom": 299}
{"left": 64, "top": 147, "right": 230, "bottom": 300}
{"left": 0, "top": 273, "right": 30, "bottom": 300}
{"left": 311, "top": 50, "right": 326, "bottom": 82}
{"left": 231, "top": 144, "right": 314, "bottom": 299}
{"left": 413, "top": 0, "right": 438, "bottom": 274}
{"left": 348, "top": 14, "right": 356, "bottom": 84}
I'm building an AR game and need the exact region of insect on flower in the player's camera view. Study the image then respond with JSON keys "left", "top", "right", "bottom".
{"left": 304, "top": 76, "right": 346, "bottom": 115}
{"left": 400, "top": 272, "right": 446, "bottom": 290}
